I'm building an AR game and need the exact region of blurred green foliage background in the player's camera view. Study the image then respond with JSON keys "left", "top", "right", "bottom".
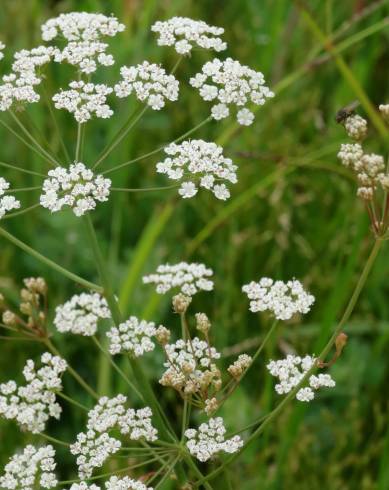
{"left": 0, "top": 0, "right": 388, "bottom": 489}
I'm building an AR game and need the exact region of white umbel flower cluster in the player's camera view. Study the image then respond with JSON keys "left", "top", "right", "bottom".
{"left": 143, "top": 262, "right": 214, "bottom": 296}
{"left": 53, "top": 81, "right": 113, "bottom": 123}
{"left": 0, "top": 46, "right": 53, "bottom": 111}
{"left": 160, "top": 337, "right": 220, "bottom": 394}
{"left": 266, "top": 354, "right": 336, "bottom": 402}
{"left": 338, "top": 143, "right": 388, "bottom": 200}
{"left": 151, "top": 17, "right": 226, "bottom": 54}
{"left": 190, "top": 57, "right": 274, "bottom": 124}
{"left": 185, "top": 417, "right": 243, "bottom": 462}
{"left": 71, "top": 395, "right": 157, "bottom": 478}
{"left": 114, "top": 62, "right": 179, "bottom": 110}
{"left": 0, "top": 445, "right": 57, "bottom": 490}
{"left": 40, "top": 163, "right": 112, "bottom": 216}
{"left": 242, "top": 277, "right": 315, "bottom": 320}
{"left": 67, "top": 477, "right": 152, "bottom": 490}
{"left": 106, "top": 317, "right": 157, "bottom": 357}
{"left": 156, "top": 139, "right": 237, "bottom": 200}
{"left": 41, "top": 12, "right": 125, "bottom": 73}
{"left": 0, "top": 177, "right": 21, "bottom": 219}
{"left": 0, "top": 353, "right": 67, "bottom": 433}
{"left": 0, "top": 42, "right": 5, "bottom": 61}
{"left": 54, "top": 292, "right": 110, "bottom": 336}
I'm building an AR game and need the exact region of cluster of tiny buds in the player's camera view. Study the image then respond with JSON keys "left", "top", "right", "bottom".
{"left": 156, "top": 139, "right": 237, "bottom": 200}
{"left": 267, "top": 354, "right": 335, "bottom": 402}
{"left": 0, "top": 177, "right": 21, "bottom": 219}
{"left": 155, "top": 325, "right": 171, "bottom": 345}
{"left": 106, "top": 316, "right": 157, "bottom": 357}
{"left": 379, "top": 103, "right": 389, "bottom": 121}
{"left": 227, "top": 354, "right": 252, "bottom": 379}
{"left": 190, "top": 57, "right": 274, "bottom": 124}
{"left": 40, "top": 163, "right": 111, "bottom": 217}
{"left": 343, "top": 114, "right": 368, "bottom": 141}
{"left": 67, "top": 476, "right": 152, "bottom": 490}
{"left": 114, "top": 62, "right": 179, "bottom": 110}
{"left": 242, "top": 277, "right": 315, "bottom": 320}
{"left": 195, "top": 312, "right": 211, "bottom": 334}
{"left": 172, "top": 293, "right": 192, "bottom": 314}
{"left": 185, "top": 417, "right": 243, "bottom": 462}
{"left": 54, "top": 292, "right": 110, "bottom": 336}
{"left": 337, "top": 111, "right": 388, "bottom": 201}
{"left": 151, "top": 17, "right": 226, "bottom": 54}
{"left": 143, "top": 262, "right": 214, "bottom": 296}
{"left": 1, "top": 277, "right": 48, "bottom": 337}
{"left": 0, "top": 444, "right": 57, "bottom": 489}
{"left": 0, "top": 352, "right": 67, "bottom": 433}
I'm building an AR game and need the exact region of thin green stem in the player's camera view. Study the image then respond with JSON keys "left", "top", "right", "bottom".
{"left": 45, "top": 338, "right": 99, "bottom": 400}
{"left": 184, "top": 454, "right": 213, "bottom": 490}
{"left": 102, "top": 117, "right": 212, "bottom": 175}
{"left": 2, "top": 203, "right": 40, "bottom": 220}
{"left": 111, "top": 184, "right": 179, "bottom": 193}
{"left": 0, "top": 160, "right": 46, "bottom": 177}
{"left": 9, "top": 110, "right": 60, "bottom": 166}
{"left": 0, "top": 226, "right": 103, "bottom": 292}
{"left": 5, "top": 186, "right": 41, "bottom": 193}
{"left": 55, "top": 390, "right": 90, "bottom": 411}
{"left": 38, "top": 432, "right": 70, "bottom": 447}
{"left": 92, "top": 335, "right": 144, "bottom": 401}
{"left": 43, "top": 88, "right": 71, "bottom": 164}
{"left": 75, "top": 123, "right": 82, "bottom": 161}
{"left": 154, "top": 456, "right": 181, "bottom": 489}
{"left": 93, "top": 106, "right": 148, "bottom": 170}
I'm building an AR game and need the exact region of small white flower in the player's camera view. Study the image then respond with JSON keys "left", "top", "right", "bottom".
{"left": 0, "top": 42, "right": 5, "bottom": 61}
{"left": 190, "top": 58, "right": 274, "bottom": 124}
{"left": 151, "top": 17, "right": 226, "bottom": 54}
{"left": 0, "top": 353, "right": 67, "bottom": 433}
{"left": 114, "top": 61, "right": 179, "bottom": 110}
{"left": 107, "top": 317, "right": 157, "bottom": 357}
{"left": 54, "top": 293, "right": 110, "bottom": 336}
{"left": 0, "top": 445, "right": 57, "bottom": 489}
{"left": 242, "top": 277, "right": 315, "bottom": 320}
{"left": 40, "top": 163, "right": 111, "bottom": 216}
{"left": 379, "top": 103, "right": 389, "bottom": 121}
{"left": 344, "top": 114, "right": 367, "bottom": 141}
{"left": 185, "top": 417, "right": 243, "bottom": 462}
{"left": 143, "top": 261, "right": 214, "bottom": 296}
{"left": 179, "top": 181, "right": 198, "bottom": 198}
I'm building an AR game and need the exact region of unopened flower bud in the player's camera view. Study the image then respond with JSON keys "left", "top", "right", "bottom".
{"left": 228, "top": 354, "right": 252, "bottom": 379}
{"left": 20, "top": 302, "right": 32, "bottom": 315}
{"left": 2, "top": 310, "right": 17, "bottom": 326}
{"left": 0, "top": 293, "right": 4, "bottom": 307}
{"left": 195, "top": 312, "right": 211, "bottom": 333}
{"left": 172, "top": 293, "right": 192, "bottom": 314}
{"left": 24, "top": 277, "right": 47, "bottom": 294}
{"left": 155, "top": 325, "right": 171, "bottom": 345}
{"left": 20, "top": 288, "right": 33, "bottom": 302}
{"left": 205, "top": 397, "right": 218, "bottom": 415}
{"left": 344, "top": 114, "right": 368, "bottom": 141}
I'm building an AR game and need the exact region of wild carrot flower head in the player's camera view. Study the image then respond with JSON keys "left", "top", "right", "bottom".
{"left": 190, "top": 57, "right": 274, "bottom": 124}
{"left": 151, "top": 17, "right": 226, "bottom": 54}
{"left": 0, "top": 353, "right": 67, "bottom": 433}
{"left": 0, "top": 444, "right": 57, "bottom": 490}
{"left": 143, "top": 262, "right": 214, "bottom": 296}
{"left": 106, "top": 317, "right": 157, "bottom": 357}
{"left": 54, "top": 292, "right": 110, "bottom": 336}
{"left": 114, "top": 61, "right": 179, "bottom": 110}
{"left": 156, "top": 139, "right": 237, "bottom": 200}
{"left": 0, "top": 177, "right": 21, "bottom": 219}
{"left": 40, "top": 163, "right": 112, "bottom": 216}
{"left": 267, "top": 354, "right": 335, "bottom": 402}
{"left": 242, "top": 278, "right": 315, "bottom": 320}
{"left": 185, "top": 417, "right": 243, "bottom": 462}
